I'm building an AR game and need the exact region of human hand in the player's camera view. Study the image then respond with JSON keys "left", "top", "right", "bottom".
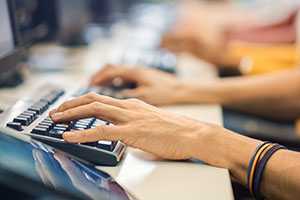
{"left": 50, "top": 93, "right": 210, "bottom": 160}
{"left": 90, "top": 65, "right": 185, "bottom": 105}
{"left": 161, "top": 4, "right": 224, "bottom": 61}
{"left": 161, "top": 2, "right": 240, "bottom": 69}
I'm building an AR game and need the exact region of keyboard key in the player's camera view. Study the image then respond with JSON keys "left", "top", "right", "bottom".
{"left": 42, "top": 121, "right": 55, "bottom": 128}
{"left": 48, "top": 130, "right": 64, "bottom": 139}
{"left": 6, "top": 122, "right": 23, "bottom": 131}
{"left": 77, "top": 121, "right": 93, "bottom": 127}
{"left": 83, "top": 142, "right": 98, "bottom": 147}
{"left": 79, "top": 118, "right": 94, "bottom": 122}
{"left": 22, "top": 110, "right": 36, "bottom": 116}
{"left": 20, "top": 112, "right": 36, "bottom": 122}
{"left": 28, "top": 106, "right": 42, "bottom": 115}
{"left": 98, "top": 140, "right": 114, "bottom": 151}
{"left": 36, "top": 125, "right": 51, "bottom": 132}
{"left": 75, "top": 124, "right": 88, "bottom": 130}
{"left": 75, "top": 122, "right": 90, "bottom": 128}
{"left": 92, "top": 119, "right": 107, "bottom": 126}
{"left": 13, "top": 116, "right": 30, "bottom": 126}
{"left": 34, "top": 102, "right": 48, "bottom": 112}
{"left": 18, "top": 113, "right": 32, "bottom": 120}
{"left": 39, "top": 122, "right": 54, "bottom": 129}
{"left": 31, "top": 127, "right": 47, "bottom": 136}
{"left": 53, "top": 126, "right": 67, "bottom": 132}
{"left": 41, "top": 95, "right": 57, "bottom": 104}
{"left": 23, "top": 110, "right": 37, "bottom": 115}
{"left": 76, "top": 120, "right": 89, "bottom": 125}
{"left": 73, "top": 127, "right": 85, "bottom": 130}
{"left": 40, "top": 98, "right": 51, "bottom": 105}
{"left": 55, "top": 124, "right": 70, "bottom": 129}
{"left": 19, "top": 113, "right": 35, "bottom": 124}
{"left": 43, "top": 118, "right": 54, "bottom": 123}
{"left": 44, "top": 116, "right": 52, "bottom": 120}
{"left": 55, "top": 123, "right": 70, "bottom": 128}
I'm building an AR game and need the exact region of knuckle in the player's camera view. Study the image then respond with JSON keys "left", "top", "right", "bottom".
{"left": 125, "top": 98, "right": 146, "bottom": 109}
{"left": 64, "top": 109, "right": 74, "bottom": 117}
{"left": 80, "top": 131, "right": 88, "bottom": 142}
{"left": 85, "top": 92, "right": 98, "bottom": 101}
{"left": 102, "top": 65, "right": 113, "bottom": 72}
{"left": 90, "top": 102, "right": 102, "bottom": 114}
{"left": 131, "top": 66, "right": 142, "bottom": 74}
{"left": 126, "top": 98, "right": 141, "bottom": 104}
{"left": 96, "top": 126, "right": 105, "bottom": 136}
{"left": 59, "top": 101, "right": 69, "bottom": 111}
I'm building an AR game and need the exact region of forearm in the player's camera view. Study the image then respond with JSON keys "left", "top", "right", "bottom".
{"left": 260, "top": 149, "right": 300, "bottom": 200}
{"left": 178, "top": 69, "right": 300, "bottom": 121}
{"left": 192, "top": 125, "right": 300, "bottom": 199}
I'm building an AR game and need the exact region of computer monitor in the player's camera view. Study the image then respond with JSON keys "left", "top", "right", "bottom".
{"left": 0, "top": 0, "right": 23, "bottom": 87}
{"left": 14, "top": 0, "right": 57, "bottom": 46}
{"left": 14, "top": 0, "right": 118, "bottom": 46}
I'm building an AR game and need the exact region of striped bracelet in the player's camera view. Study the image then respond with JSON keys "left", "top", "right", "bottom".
{"left": 252, "top": 144, "right": 287, "bottom": 199}
{"left": 247, "top": 141, "right": 271, "bottom": 196}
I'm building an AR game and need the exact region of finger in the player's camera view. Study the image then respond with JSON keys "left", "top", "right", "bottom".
{"left": 50, "top": 92, "right": 125, "bottom": 116}
{"left": 90, "top": 65, "right": 141, "bottom": 86}
{"left": 90, "top": 64, "right": 113, "bottom": 85}
{"left": 49, "top": 108, "right": 57, "bottom": 116}
{"left": 63, "top": 125, "right": 126, "bottom": 143}
{"left": 51, "top": 102, "right": 128, "bottom": 124}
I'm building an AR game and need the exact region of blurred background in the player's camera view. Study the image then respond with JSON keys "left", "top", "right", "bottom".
{"left": 2, "top": 0, "right": 300, "bottom": 199}
{"left": 12, "top": 0, "right": 300, "bottom": 74}
{"left": 6, "top": 0, "right": 300, "bottom": 153}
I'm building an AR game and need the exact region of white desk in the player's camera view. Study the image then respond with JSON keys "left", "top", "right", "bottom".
{"left": 0, "top": 43, "right": 233, "bottom": 200}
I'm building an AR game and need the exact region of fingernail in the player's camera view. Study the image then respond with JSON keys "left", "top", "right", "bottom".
{"left": 63, "top": 131, "right": 75, "bottom": 139}
{"left": 52, "top": 112, "right": 63, "bottom": 119}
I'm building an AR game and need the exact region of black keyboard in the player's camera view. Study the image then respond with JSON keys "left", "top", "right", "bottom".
{"left": 0, "top": 84, "right": 126, "bottom": 166}
{"left": 109, "top": 48, "right": 177, "bottom": 74}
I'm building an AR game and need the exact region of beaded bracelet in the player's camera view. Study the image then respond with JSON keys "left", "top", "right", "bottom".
{"left": 252, "top": 144, "right": 287, "bottom": 199}
{"left": 248, "top": 142, "right": 271, "bottom": 196}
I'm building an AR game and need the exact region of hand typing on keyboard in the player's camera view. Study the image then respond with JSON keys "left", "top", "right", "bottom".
{"left": 50, "top": 92, "right": 211, "bottom": 160}
{"left": 90, "top": 65, "right": 184, "bottom": 106}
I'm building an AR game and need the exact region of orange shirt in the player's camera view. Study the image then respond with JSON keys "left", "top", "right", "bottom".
{"left": 228, "top": 43, "right": 299, "bottom": 75}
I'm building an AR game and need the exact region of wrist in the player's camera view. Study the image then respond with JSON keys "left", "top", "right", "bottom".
{"left": 172, "top": 81, "right": 190, "bottom": 104}
{"left": 191, "top": 122, "right": 261, "bottom": 186}
{"left": 175, "top": 81, "right": 230, "bottom": 104}
{"left": 190, "top": 123, "right": 232, "bottom": 165}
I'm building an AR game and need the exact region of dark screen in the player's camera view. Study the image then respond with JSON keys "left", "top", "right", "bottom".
{"left": 0, "top": 128, "right": 134, "bottom": 200}
{"left": 0, "top": 0, "right": 15, "bottom": 58}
